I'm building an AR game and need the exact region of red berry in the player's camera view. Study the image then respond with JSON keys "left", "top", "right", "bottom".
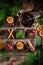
{"left": 8, "top": 45, "right": 13, "bottom": 50}
{"left": 13, "top": 58, "right": 17, "bottom": 62}
{"left": 32, "top": 29, "right": 35, "bottom": 33}
{"left": 8, "top": 44, "right": 10, "bottom": 47}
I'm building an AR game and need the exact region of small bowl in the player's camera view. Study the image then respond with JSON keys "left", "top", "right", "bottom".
{"left": 19, "top": 12, "right": 34, "bottom": 27}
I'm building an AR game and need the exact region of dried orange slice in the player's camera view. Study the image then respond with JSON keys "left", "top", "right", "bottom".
{"left": 37, "top": 25, "right": 43, "bottom": 32}
{"left": 39, "top": 30, "right": 43, "bottom": 37}
{"left": 16, "top": 42, "right": 24, "bottom": 50}
{"left": 7, "top": 16, "right": 14, "bottom": 24}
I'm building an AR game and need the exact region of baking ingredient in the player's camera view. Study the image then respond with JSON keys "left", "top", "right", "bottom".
{"left": 28, "top": 33, "right": 34, "bottom": 38}
{"left": 16, "top": 41, "right": 24, "bottom": 50}
{"left": 37, "top": 25, "right": 43, "bottom": 32}
{"left": 7, "top": 16, "right": 14, "bottom": 24}
{"left": 37, "top": 25, "right": 43, "bottom": 37}
{"left": 11, "top": 58, "right": 17, "bottom": 62}
{"left": 25, "top": 30, "right": 35, "bottom": 38}
{"left": 26, "top": 40, "right": 35, "bottom": 52}
{"left": 16, "top": 30, "right": 25, "bottom": 38}
{"left": 32, "top": 29, "right": 35, "bottom": 33}
{"left": 6, "top": 41, "right": 13, "bottom": 50}
{"left": 39, "top": 30, "right": 43, "bottom": 37}
{"left": 8, "top": 29, "right": 14, "bottom": 39}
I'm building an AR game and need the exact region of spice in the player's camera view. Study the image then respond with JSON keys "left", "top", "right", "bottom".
{"left": 16, "top": 30, "right": 25, "bottom": 39}
{"left": 39, "top": 30, "right": 43, "bottom": 37}
{"left": 7, "top": 16, "right": 14, "bottom": 24}
{"left": 8, "top": 29, "right": 14, "bottom": 39}
{"left": 6, "top": 41, "right": 13, "bottom": 50}
{"left": 37, "top": 25, "right": 43, "bottom": 32}
{"left": 16, "top": 41, "right": 24, "bottom": 50}
{"left": 26, "top": 40, "right": 35, "bottom": 52}
{"left": 37, "top": 25, "right": 43, "bottom": 37}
